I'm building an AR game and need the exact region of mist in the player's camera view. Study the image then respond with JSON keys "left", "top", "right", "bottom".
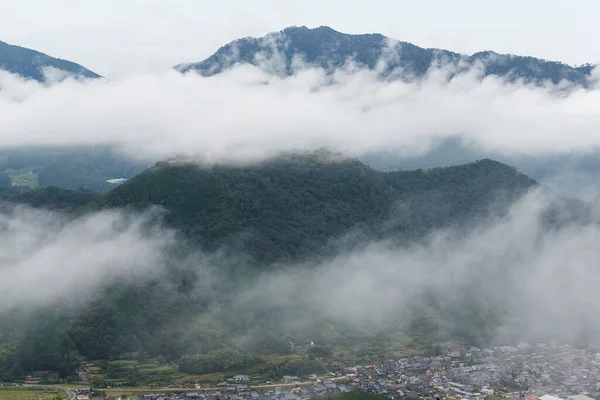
{"left": 0, "top": 206, "right": 175, "bottom": 313}
{"left": 2, "top": 185, "right": 600, "bottom": 353}
{"left": 228, "top": 187, "right": 600, "bottom": 347}
{"left": 0, "top": 56, "right": 599, "bottom": 165}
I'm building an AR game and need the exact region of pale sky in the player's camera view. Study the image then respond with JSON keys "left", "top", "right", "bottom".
{"left": 0, "top": 0, "right": 599, "bottom": 78}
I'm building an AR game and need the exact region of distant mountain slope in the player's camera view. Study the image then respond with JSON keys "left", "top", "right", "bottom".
{"left": 359, "top": 137, "right": 600, "bottom": 200}
{"left": 0, "top": 186, "right": 99, "bottom": 211}
{"left": 37, "top": 159, "right": 109, "bottom": 192}
{"left": 175, "top": 26, "right": 594, "bottom": 85}
{"left": 0, "top": 171, "right": 10, "bottom": 188}
{"left": 0, "top": 146, "right": 149, "bottom": 193}
{"left": 0, "top": 40, "right": 100, "bottom": 81}
{"left": 91, "top": 154, "right": 537, "bottom": 263}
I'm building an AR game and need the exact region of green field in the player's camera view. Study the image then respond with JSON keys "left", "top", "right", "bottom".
{"left": 0, "top": 388, "right": 60, "bottom": 400}
{"left": 5, "top": 167, "right": 40, "bottom": 188}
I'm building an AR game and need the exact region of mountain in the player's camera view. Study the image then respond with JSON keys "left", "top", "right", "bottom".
{"left": 0, "top": 40, "right": 100, "bottom": 81}
{"left": 0, "top": 146, "right": 149, "bottom": 193}
{"left": 90, "top": 154, "right": 537, "bottom": 264}
{"left": 0, "top": 155, "right": 580, "bottom": 383}
{"left": 175, "top": 26, "right": 594, "bottom": 86}
{"left": 359, "top": 137, "right": 600, "bottom": 200}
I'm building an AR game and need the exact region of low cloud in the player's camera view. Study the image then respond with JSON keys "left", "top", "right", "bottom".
{"left": 1, "top": 187, "right": 600, "bottom": 348}
{"left": 0, "top": 206, "right": 174, "bottom": 312}
{"left": 230, "top": 188, "right": 600, "bottom": 345}
{"left": 0, "top": 58, "right": 599, "bottom": 164}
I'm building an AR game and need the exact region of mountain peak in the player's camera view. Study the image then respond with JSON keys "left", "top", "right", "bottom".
{"left": 281, "top": 25, "right": 347, "bottom": 36}
{"left": 0, "top": 39, "right": 101, "bottom": 81}
{"left": 282, "top": 25, "right": 323, "bottom": 33}
{"left": 175, "top": 27, "right": 594, "bottom": 86}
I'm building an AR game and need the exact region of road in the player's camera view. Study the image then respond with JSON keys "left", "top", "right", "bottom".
{"left": 20, "top": 376, "right": 348, "bottom": 397}
{"left": 100, "top": 376, "right": 349, "bottom": 393}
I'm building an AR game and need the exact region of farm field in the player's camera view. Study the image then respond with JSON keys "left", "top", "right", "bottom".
{"left": 0, "top": 388, "right": 60, "bottom": 400}
{"left": 5, "top": 167, "right": 40, "bottom": 188}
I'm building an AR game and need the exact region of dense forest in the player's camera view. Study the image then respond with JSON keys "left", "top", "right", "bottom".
{"left": 0, "top": 186, "right": 99, "bottom": 210}
{"left": 91, "top": 155, "right": 536, "bottom": 263}
{"left": 0, "top": 154, "right": 568, "bottom": 383}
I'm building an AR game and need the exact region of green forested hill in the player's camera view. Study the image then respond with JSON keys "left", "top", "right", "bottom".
{"left": 91, "top": 156, "right": 536, "bottom": 263}
{"left": 383, "top": 158, "right": 537, "bottom": 232}
{"left": 92, "top": 155, "right": 397, "bottom": 263}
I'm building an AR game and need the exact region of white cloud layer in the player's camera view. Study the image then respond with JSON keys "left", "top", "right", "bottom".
{"left": 0, "top": 62, "right": 599, "bottom": 165}
{"left": 1, "top": 187, "right": 600, "bottom": 344}
{"left": 0, "top": 206, "right": 173, "bottom": 312}
{"left": 233, "top": 189, "right": 600, "bottom": 343}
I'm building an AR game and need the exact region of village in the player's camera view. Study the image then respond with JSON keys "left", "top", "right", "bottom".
{"left": 87, "top": 342, "right": 600, "bottom": 400}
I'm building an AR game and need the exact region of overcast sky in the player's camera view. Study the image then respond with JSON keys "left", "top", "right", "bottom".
{"left": 1, "top": 0, "right": 599, "bottom": 78}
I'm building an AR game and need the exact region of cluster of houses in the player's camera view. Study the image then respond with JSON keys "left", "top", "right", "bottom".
{"left": 76, "top": 387, "right": 92, "bottom": 400}
{"left": 130, "top": 342, "right": 600, "bottom": 400}
{"left": 129, "top": 382, "right": 348, "bottom": 400}
{"left": 335, "top": 341, "right": 600, "bottom": 399}
{"left": 129, "top": 374, "right": 354, "bottom": 400}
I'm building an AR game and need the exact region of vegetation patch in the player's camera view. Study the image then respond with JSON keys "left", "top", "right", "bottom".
{"left": 6, "top": 167, "right": 40, "bottom": 188}
{"left": 0, "top": 388, "right": 60, "bottom": 400}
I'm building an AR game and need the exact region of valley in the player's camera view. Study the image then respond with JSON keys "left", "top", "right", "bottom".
{"left": 1, "top": 7, "right": 600, "bottom": 400}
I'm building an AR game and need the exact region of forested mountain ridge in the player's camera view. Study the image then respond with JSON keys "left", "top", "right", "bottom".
{"left": 90, "top": 155, "right": 538, "bottom": 264}
{"left": 175, "top": 26, "right": 594, "bottom": 86}
{"left": 0, "top": 39, "right": 100, "bottom": 81}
